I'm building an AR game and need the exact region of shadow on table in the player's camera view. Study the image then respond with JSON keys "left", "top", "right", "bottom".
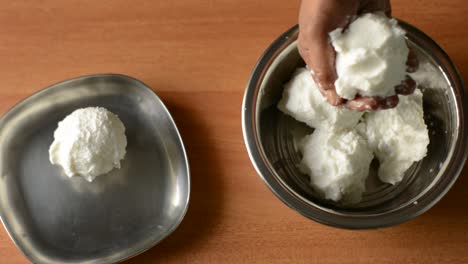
{"left": 125, "top": 92, "right": 225, "bottom": 262}
{"left": 387, "top": 165, "right": 468, "bottom": 234}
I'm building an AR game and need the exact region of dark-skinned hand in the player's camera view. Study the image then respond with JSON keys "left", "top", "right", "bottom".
{"left": 298, "top": 0, "right": 418, "bottom": 111}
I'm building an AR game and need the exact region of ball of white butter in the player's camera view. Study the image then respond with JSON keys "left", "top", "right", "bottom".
{"left": 360, "top": 90, "right": 429, "bottom": 184}
{"left": 278, "top": 68, "right": 363, "bottom": 131}
{"left": 329, "top": 13, "right": 409, "bottom": 100}
{"left": 300, "top": 128, "right": 373, "bottom": 203}
{"left": 49, "top": 107, "right": 127, "bottom": 182}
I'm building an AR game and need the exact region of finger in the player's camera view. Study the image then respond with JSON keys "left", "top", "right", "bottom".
{"left": 406, "top": 46, "right": 419, "bottom": 73}
{"left": 317, "top": 84, "right": 346, "bottom": 106}
{"left": 346, "top": 96, "right": 381, "bottom": 111}
{"left": 381, "top": 95, "right": 399, "bottom": 109}
{"left": 359, "top": 0, "right": 391, "bottom": 16}
{"left": 312, "top": 42, "right": 337, "bottom": 91}
{"left": 298, "top": 0, "right": 359, "bottom": 91}
{"left": 298, "top": 35, "right": 337, "bottom": 91}
{"left": 395, "top": 75, "right": 417, "bottom": 95}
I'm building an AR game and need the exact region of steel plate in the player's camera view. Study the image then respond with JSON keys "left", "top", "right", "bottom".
{"left": 0, "top": 74, "right": 190, "bottom": 263}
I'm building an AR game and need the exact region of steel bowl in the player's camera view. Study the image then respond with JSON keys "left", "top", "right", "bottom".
{"left": 242, "top": 22, "right": 467, "bottom": 229}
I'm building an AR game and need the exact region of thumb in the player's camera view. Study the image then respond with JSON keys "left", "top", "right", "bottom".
{"left": 298, "top": 34, "right": 338, "bottom": 92}
{"left": 298, "top": 33, "right": 344, "bottom": 106}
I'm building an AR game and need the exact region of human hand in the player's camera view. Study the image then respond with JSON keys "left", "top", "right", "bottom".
{"left": 298, "top": 0, "right": 418, "bottom": 111}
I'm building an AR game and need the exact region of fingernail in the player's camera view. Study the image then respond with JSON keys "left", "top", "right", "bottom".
{"left": 381, "top": 95, "right": 399, "bottom": 109}
{"left": 395, "top": 76, "right": 416, "bottom": 95}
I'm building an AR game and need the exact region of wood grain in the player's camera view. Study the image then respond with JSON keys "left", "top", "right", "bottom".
{"left": 0, "top": 0, "right": 467, "bottom": 263}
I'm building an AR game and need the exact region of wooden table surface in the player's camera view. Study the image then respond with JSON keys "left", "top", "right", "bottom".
{"left": 0, "top": 0, "right": 467, "bottom": 263}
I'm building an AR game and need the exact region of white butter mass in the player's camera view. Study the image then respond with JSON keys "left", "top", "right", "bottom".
{"left": 278, "top": 68, "right": 363, "bottom": 131}
{"left": 278, "top": 68, "right": 429, "bottom": 203}
{"left": 360, "top": 90, "right": 429, "bottom": 184}
{"left": 300, "top": 128, "right": 373, "bottom": 203}
{"left": 329, "top": 13, "right": 409, "bottom": 100}
{"left": 49, "top": 107, "right": 127, "bottom": 182}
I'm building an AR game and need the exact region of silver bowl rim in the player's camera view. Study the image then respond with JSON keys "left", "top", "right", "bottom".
{"left": 0, "top": 73, "right": 191, "bottom": 263}
{"left": 242, "top": 22, "right": 467, "bottom": 229}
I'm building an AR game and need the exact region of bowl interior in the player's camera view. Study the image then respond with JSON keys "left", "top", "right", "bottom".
{"left": 253, "top": 25, "right": 464, "bottom": 218}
